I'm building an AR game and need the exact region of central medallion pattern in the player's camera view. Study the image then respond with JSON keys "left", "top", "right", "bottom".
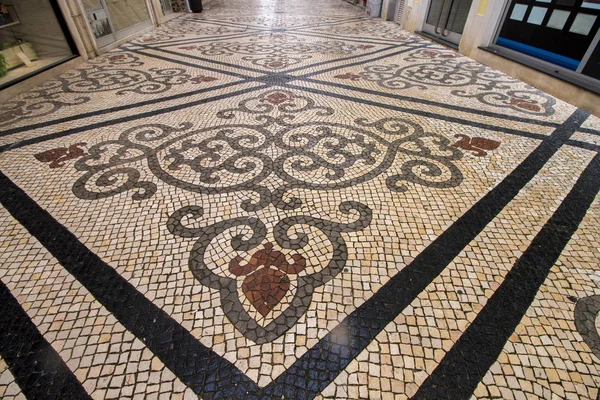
{"left": 69, "top": 89, "right": 467, "bottom": 342}
{"left": 178, "top": 34, "right": 377, "bottom": 69}
{"left": 72, "top": 89, "right": 464, "bottom": 209}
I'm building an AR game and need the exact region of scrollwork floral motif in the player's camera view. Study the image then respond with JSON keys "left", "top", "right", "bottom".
{"left": 355, "top": 117, "right": 463, "bottom": 192}
{"left": 71, "top": 90, "right": 465, "bottom": 208}
{"left": 359, "top": 61, "right": 515, "bottom": 91}
{"left": 0, "top": 95, "right": 88, "bottom": 126}
{"left": 72, "top": 123, "right": 193, "bottom": 201}
{"left": 0, "top": 52, "right": 218, "bottom": 127}
{"left": 179, "top": 35, "right": 378, "bottom": 69}
{"left": 356, "top": 48, "right": 556, "bottom": 115}
{"left": 57, "top": 67, "right": 195, "bottom": 95}
{"left": 167, "top": 201, "right": 372, "bottom": 343}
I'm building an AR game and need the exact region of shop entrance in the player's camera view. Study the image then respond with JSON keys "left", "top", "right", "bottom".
{"left": 422, "top": 0, "right": 474, "bottom": 45}
{"left": 83, "top": 0, "right": 152, "bottom": 48}
{"left": 160, "top": 0, "right": 174, "bottom": 14}
{"left": 0, "top": 0, "right": 78, "bottom": 89}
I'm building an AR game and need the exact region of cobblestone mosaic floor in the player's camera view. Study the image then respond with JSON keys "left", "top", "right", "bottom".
{"left": 1, "top": 0, "right": 600, "bottom": 398}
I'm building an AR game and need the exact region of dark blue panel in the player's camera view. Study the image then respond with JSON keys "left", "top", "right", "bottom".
{"left": 497, "top": 36, "right": 580, "bottom": 70}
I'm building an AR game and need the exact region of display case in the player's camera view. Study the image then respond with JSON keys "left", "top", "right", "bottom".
{"left": 0, "top": 1, "right": 77, "bottom": 88}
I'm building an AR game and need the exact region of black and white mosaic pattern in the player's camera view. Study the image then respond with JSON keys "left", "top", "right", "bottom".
{"left": 1, "top": 0, "right": 600, "bottom": 399}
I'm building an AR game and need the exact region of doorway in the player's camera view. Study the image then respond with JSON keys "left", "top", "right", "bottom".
{"left": 83, "top": 0, "right": 152, "bottom": 48}
{"left": 160, "top": 0, "right": 174, "bottom": 15}
{"left": 422, "top": 0, "right": 474, "bottom": 45}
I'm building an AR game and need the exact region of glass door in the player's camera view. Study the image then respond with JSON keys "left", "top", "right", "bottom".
{"left": 83, "top": 0, "right": 115, "bottom": 48}
{"left": 0, "top": 0, "right": 78, "bottom": 89}
{"left": 105, "top": 0, "right": 151, "bottom": 37}
{"left": 160, "top": 0, "right": 174, "bottom": 14}
{"left": 423, "top": 0, "right": 474, "bottom": 44}
{"left": 83, "top": 0, "right": 151, "bottom": 48}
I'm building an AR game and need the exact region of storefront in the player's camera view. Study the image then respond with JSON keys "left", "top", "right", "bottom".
{"left": 392, "top": 0, "right": 600, "bottom": 113}
{"left": 0, "top": 1, "right": 78, "bottom": 89}
{"left": 490, "top": 0, "right": 599, "bottom": 91}
{"left": 0, "top": 0, "right": 185, "bottom": 94}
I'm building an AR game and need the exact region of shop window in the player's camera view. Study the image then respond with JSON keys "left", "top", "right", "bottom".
{"left": 527, "top": 6, "right": 548, "bottom": 24}
{"left": 547, "top": 10, "right": 570, "bottom": 30}
{"left": 106, "top": 0, "right": 150, "bottom": 32}
{"left": 0, "top": 1, "right": 77, "bottom": 89}
{"left": 489, "top": 0, "right": 600, "bottom": 92}
{"left": 83, "top": 0, "right": 152, "bottom": 48}
{"left": 160, "top": 0, "right": 175, "bottom": 15}
{"left": 570, "top": 13, "right": 597, "bottom": 34}
{"left": 510, "top": 4, "right": 528, "bottom": 21}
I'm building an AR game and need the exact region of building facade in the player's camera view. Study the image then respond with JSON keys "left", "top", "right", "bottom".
{"left": 386, "top": 0, "right": 600, "bottom": 115}
{"left": 0, "top": 0, "right": 186, "bottom": 99}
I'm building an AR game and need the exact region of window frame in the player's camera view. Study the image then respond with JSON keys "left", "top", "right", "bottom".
{"left": 481, "top": 0, "right": 600, "bottom": 95}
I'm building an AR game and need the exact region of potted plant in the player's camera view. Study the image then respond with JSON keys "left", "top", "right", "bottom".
{"left": 0, "top": 41, "right": 37, "bottom": 70}
{"left": 0, "top": 52, "right": 6, "bottom": 77}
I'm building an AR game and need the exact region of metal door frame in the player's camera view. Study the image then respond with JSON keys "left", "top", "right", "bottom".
{"left": 394, "top": 0, "right": 407, "bottom": 27}
{"left": 86, "top": 0, "right": 118, "bottom": 47}
{"left": 85, "top": 0, "right": 152, "bottom": 48}
{"left": 422, "top": 0, "right": 473, "bottom": 44}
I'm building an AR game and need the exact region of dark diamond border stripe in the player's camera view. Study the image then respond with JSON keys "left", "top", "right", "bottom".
{"left": 415, "top": 151, "right": 600, "bottom": 399}
{"left": 0, "top": 172, "right": 259, "bottom": 399}
{"left": 0, "top": 109, "right": 590, "bottom": 399}
{"left": 0, "top": 280, "right": 91, "bottom": 400}
{"left": 257, "top": 109, "right": 590, "bottom": 399}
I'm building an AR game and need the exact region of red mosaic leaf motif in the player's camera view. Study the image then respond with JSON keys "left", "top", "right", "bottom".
{"left": 504, "top": 97, "right": 542, "bottom": 112}
{"left": 230, "top": 243, "right": 306, "bottom": 276}
{"left": 262, "top": 92, "right": 293, "bottom": 105}
{"left": 190, "top": 76, "right": 219, "bottom": 84}
{"left": 0, "top": 109, "right": 24, "bottom": 124}
{"left": 242, "top": 268, "right": 290, "bottom": 317}
{"left": 229, "top": 243, "right": 306, "bottom": 316}
{"left": 421, "top": 49, "right": 457, "bottom": 58}
{"left": 334, "top": 73, "right": 361, "bottom": 81}
{"left": 107, "top": 54, "right": 126, "bottom": 62}
{"left": 452, "top": 134, "right": 501, "bottom": 157}
{"left": 34, "top": 143, "right": 88, "bottom": 169}
{"left": 265, "top": 61, "right": 286, "bottom": 69}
